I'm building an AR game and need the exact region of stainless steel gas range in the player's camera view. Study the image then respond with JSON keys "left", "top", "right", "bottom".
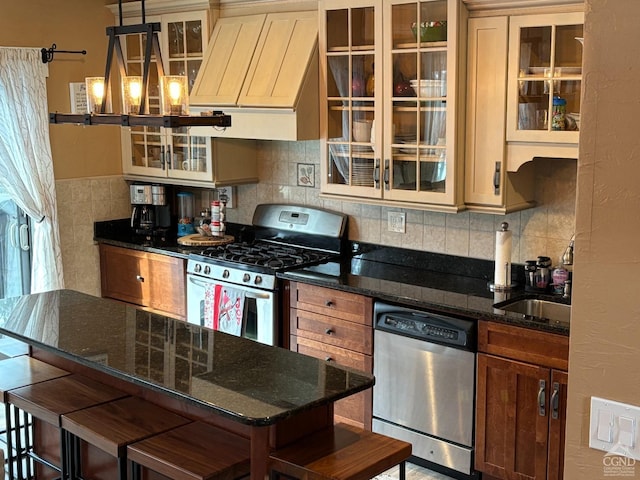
{"left": 186, "top": 204, "right": 348, "bottom": 346}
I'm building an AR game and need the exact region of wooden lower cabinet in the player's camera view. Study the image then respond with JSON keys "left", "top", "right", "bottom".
{"left": 99, "top": 244, "right": 186, "bottom": 320}
{"left": 475, "top": 321, "right": 569, "bottom": 480}
{"left": 286, "top": 281, "right": 373, "bottom": 429}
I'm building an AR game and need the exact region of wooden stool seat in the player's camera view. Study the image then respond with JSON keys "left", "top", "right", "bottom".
{"left": 7, "top": 374, "right": 128, "bottom": 426}
{"left": 0, "top": 356, "right": 69, "bottom": 401}
{"left": 61, "top": 396, "right": 191, "bottom": 479}
{"left": 7, "top": 374, "right": 128, "bottom": 479}
{"left": 0, "top": 356, "right": 69, "bottom": 479}
{"left": 128, "top": 421, "right": 251, "bottom": 480}
{"left": 269, "top": 423, "right": 412, "bottom": 480}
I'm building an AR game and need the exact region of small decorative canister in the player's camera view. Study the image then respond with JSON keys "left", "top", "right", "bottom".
{"left": 551, "top": 96, "right": 567, "bottom": 131}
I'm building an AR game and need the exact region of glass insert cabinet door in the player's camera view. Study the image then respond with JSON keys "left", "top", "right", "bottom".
{"left": 506, "top": 12, "right": 584, "bottom": 143}
{"left": 122, "top": 12, "right": 209, "bottom": 177}
{"left": 386, "top": 0, "right": 452, "bottom": 204}
{"left": 321, "top": 0, "right": 459, "bottom": 207}
{"left": 322, "top": 1, "right": 380, "bottom": 198}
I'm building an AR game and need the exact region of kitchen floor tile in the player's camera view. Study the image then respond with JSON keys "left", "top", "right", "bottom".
{"left": 378, "top": 462, "right": 456, "bottom": 480}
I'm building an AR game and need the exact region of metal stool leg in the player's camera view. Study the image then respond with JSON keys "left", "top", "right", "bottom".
{"left": 131, "top": 460, "right": 142, "bottom": 480}
{"left": 22, "top": 410, "right": 32, "bottom": 479}
{"left": 399, "top": 461, "right": 406, "bottom": 480}
{"left": 12, "top": 405, "right": 24, "bottom": 480}
{"left": 4, "top": 402, "right": 13, "bottom": 480}
{"left": 117, "top": 455, "right": 127, "bottom": 480}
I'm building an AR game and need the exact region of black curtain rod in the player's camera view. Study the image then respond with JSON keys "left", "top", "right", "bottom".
{"left": 41, "top": 43, "right": 87, "bottom": 64}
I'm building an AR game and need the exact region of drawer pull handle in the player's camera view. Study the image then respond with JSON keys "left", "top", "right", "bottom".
{"left": 325, "top": 356, "right": 333, "bottom": 362}
{"left": 325, "top": 300, "right": 334, "bottom": 307}
{"left": 136, "top": 275, "right": 144, "bottom": 282}
{"left": 325, "top": 328, "right": 334, "bottom": 335}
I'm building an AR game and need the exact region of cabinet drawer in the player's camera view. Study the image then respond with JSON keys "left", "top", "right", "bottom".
{"left": 290, "top": 309, "right": 373, "bottom": 355}
{"left": 290, "top": 282, "right": 372, "bottom": 325}
{"left": 478, "top": 321, "right": 569, "bottom": 370}
{"left": 290, "top": 335, "right": 372, "bottom": 372}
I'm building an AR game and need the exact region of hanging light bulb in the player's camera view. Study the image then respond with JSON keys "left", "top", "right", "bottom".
{"left": 50, "top": 0, "right": 229, "bottom": 128}
{"left": 85, "top": 77, "right": 111, "bottom": 114}
{"left": 162, "top": 75, "right": 188, "bottom": 116}
{"left": 122, "top": 76, "right": 143, "bottom": 114}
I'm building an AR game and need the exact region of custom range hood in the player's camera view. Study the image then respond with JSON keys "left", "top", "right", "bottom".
{"left": 188, "top": 11, "right": 319, "bottom": 141}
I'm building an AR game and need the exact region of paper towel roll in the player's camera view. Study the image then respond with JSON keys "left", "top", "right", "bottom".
{"left": 494, "top": 223, "right": 512, "bottom": 287}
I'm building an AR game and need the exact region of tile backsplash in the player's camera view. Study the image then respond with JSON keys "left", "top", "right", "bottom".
{"left": 56, "top": 141, "right": 576, "bottom": 296}
{"left": 227, "top": 140, "right": 577, "bottom": 266}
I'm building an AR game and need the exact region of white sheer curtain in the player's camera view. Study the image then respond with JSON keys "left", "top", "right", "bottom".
{"left": 0, "top": 47, "right": 64, "bottom": 293}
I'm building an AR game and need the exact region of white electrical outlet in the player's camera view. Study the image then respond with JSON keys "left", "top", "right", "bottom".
{"left": 388, "top": 212, "right": 406, "bottom": 233}
{"left": 216, "top": 186, "right": 235, "bottom": 208}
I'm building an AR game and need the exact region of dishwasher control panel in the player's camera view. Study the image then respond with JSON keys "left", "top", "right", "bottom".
{"left": 374, "top": 302, "right": 476, "bottom": 350}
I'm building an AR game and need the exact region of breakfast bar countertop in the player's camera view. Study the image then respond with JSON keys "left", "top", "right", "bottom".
{"left": 0, "top": 289, "right": 373, "bottom": 426}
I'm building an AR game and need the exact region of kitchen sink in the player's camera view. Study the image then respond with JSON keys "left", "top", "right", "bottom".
{"left": 493, "top": 297, "right": 571, "bottom": 323}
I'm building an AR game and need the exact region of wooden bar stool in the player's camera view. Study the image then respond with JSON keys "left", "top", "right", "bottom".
{"left": 7, "top": 374, "right": 128, "bottom": 480}
{"left": 269, "top": 423, "right": 412, "bottom": 480}
{"left": 0, "top": 356, "right": 69, "bottom": 480}
{"left": 128, "top": 421, "right": 251, "bottom": 480}
{"left": 61, "top": 396, "right": 191, "bottom": 480}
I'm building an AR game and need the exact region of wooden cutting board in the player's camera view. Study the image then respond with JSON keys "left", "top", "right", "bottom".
{"left": 177, "top": 234, "right": 235, "bottom": 246}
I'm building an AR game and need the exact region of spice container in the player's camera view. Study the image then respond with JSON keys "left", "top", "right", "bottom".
{"left": 551, "top": 96, "right": 567, "bottom": 131}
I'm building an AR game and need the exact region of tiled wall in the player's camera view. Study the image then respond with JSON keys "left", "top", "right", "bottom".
{"left": 56, "top": 176, "right": 130, "bottom": 297}
{"left": 56, "top": 141, "right": 576, "bottom": 296}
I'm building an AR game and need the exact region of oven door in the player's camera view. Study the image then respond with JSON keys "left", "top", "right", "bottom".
{"left": 186, "top": 274, "right": 276, "bottom": 346}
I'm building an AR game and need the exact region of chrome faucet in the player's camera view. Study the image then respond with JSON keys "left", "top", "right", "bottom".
{"left": 562, "top": 234, "right": 575, "bottom": 266}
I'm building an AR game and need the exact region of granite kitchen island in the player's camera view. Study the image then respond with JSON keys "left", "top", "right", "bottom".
{"left": 0, "top": 290, "right": 374, "bottom": 480}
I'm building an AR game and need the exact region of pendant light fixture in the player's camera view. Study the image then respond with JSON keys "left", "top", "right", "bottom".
{"left": 49, "top": 0, "right": 230, "bottom": 128}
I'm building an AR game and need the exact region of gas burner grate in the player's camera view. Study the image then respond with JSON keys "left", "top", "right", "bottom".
{"left": 197, "top": 241, "right": 331, "bottom": 270}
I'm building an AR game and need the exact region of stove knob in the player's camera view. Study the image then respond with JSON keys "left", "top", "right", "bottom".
{"left": 222, "top": 270, "right": 230, "bottom": 279}
{"left": 254, "top": 275, "right": 262, "bottom": 285}
{"left": 243, "top": 273, "right": 251, "bottom": 283}
{"left": 194, "top": 264, "right": 202, "bottom": 273}
{"left": 204, "top": 265, "right": 211, "bottom": 275}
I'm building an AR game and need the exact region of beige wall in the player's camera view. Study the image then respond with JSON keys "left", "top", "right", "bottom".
{"left": 0, "top": 0, "right": 122, "bottom": 179}
{"left": 564, "top": 0, "right": 640, "bottom": 477}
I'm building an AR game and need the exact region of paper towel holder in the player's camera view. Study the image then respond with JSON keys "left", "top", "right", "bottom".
{"left": 489, "top": 222, "right": 517, "bottom": 292}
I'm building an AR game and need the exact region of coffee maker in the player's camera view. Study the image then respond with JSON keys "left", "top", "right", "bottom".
{"left": 130, "top": 184, "right": 170, "bottom": 234}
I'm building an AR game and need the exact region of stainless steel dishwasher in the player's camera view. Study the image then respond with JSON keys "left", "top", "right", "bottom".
{"left": 372, "top": 302, "right": 478, "bottom": 479}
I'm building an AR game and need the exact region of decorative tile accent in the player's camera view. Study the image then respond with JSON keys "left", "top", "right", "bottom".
{"left": 297, "top": 163, "right": 315, "bottom": 187}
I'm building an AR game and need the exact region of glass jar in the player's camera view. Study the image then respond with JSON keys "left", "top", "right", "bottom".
{"left": 177, "top": 192, "right": 195, "bottom": 237}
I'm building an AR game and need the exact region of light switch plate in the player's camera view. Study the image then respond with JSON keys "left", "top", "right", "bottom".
{"left": 388, "top": 212, "right": 406, "bottom": 233}
{"left": 590, "top": 396, "right": 640, "bottom": 459}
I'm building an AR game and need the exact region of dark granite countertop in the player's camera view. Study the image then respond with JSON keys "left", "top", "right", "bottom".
{"left": 279, "top": 244, "right": 570, "bottom": 336}
{"left": 0, "top": 290, "right": 373, "bottom": 426}
{"left": 94, "top": 220, "right": 570, "bottom": 336}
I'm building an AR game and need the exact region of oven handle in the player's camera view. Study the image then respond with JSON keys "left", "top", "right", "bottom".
{"left": 187, "top": 276, "right": 272, "bottom": 299}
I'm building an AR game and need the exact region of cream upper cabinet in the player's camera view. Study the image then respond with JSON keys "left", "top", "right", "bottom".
{"left": 320, "top": 0, "right": 465, "bottom": 212}
{"left": 115, "top": 2, "right": 258, "bottom": 187}
{"left": 190, "top": 15, "right": 267, "bottom": 106}
{"left": 465, "top": 16, "right": 534, "bottom": 213}
{"left": 505, "top": 11, "right": 584, "bottom": 170}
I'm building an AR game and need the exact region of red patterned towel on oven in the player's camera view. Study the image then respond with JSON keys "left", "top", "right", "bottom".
{"left": 204, "top": 284, "right": 245, "bottom": 336}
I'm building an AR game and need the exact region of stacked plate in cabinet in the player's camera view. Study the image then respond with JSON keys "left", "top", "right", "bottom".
{"left": 351, "top": 158, "right": 374, "bottom": 187}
